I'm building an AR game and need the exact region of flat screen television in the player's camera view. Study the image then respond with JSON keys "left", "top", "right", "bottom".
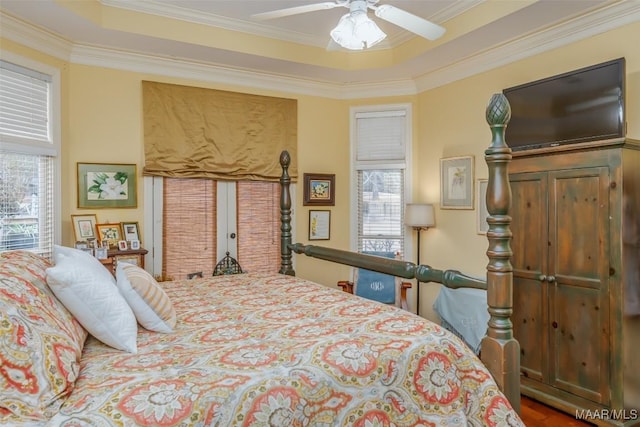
{"left": 503, "top": 58, "right": 626, "bottom": 151}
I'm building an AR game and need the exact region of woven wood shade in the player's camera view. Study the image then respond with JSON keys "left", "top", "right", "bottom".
{"left": 237, "top": 181, "right": 280, "bottom": 273}
{"left": 162, "top": 178, "right": 216, "bottom": 280}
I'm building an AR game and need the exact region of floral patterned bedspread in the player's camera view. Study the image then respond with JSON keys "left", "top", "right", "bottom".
{"left": 48, "top": 272, "right": 523, "bottom": 426}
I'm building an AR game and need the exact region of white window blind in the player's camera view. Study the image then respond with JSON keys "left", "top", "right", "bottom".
{"left": 0, "top": 60, "right": 55, "bottom": 258}
{"left": 353, "top": 108, "right": 408, "bottom": 256}
{"left": 0, "top": 60, "right": 51, "bottom": 144}
{"left": 356, "top": 111, "right": 406, "bottom": 162}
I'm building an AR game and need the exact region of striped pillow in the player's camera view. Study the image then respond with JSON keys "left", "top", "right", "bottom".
{"left": 115, "top": 263, "right": 177, "bottom": 333}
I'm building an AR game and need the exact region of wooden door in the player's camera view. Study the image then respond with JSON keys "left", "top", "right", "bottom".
{"left": 547, "top": 166, "right": 610, "bottom": 404}
{"left": 510, "top": 171, "right": 549, "bottom": 384}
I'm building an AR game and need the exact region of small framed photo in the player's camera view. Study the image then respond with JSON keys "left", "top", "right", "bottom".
{"left": 130, "top": 239, "right": 141, "bottom": 250}
{"left": 75, "top": 241, "right": 88, "bottom": 250}
{"left": 101, "top": 240, "right": 110, "bottom": 249}
{"left": 95, "top": 247, "right": 108, "bottom": 260}
{"left": 118, "top": 240, "right": 128, "bottom": 251}
{"left": 303, "top": 173, "right": 335, "bottom": 206}
{"left": 121, "top": 221, "right": 140, "bottom": 243}
{"left": 77, "top": 163, "right": 137, "bottom": 209}
{"left": 309, "top": 210, "right": 330, "bottom": 240}
{"left": 96, "top": 223, "right": 122, "bottom": 248}
{"left": 476, "top": 179, "right": 489, "bottom": 235}
{"left": 71, "top": 214, "right": 98, "bottom": 241}
{"left": 440, "top": 156, "right": 474, "bottom": 209}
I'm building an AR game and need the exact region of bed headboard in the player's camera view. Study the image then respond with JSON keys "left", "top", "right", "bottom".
{"left": 277, "top": 93, "right": 520, "bottom": 412}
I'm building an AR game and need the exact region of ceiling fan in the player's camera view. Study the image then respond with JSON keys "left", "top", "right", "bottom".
{"left": 251, "top": 0, "right": 446, "bottom": 50}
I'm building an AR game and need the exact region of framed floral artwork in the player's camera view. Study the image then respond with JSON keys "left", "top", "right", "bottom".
{"left": 303, "top": 173, "right": 335, "bottom": 206}
{"left": 440, "top": 156, "right": 474, "bottom": 209}
{"left": 71, "top": 214, "right": 98, "bottom": 241}
{"left": 96, "top": 223, "right": 122, "bottom": 248}
{"left": 77, "top": 163, "right": 137, "bottom": 208}
{"left": 309, "top": 210, "right": 330, "bottom": 240}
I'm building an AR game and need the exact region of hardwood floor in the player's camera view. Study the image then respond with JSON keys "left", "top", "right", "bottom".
{"left": 520, "top": 396, "right": 594, "bottom": 426}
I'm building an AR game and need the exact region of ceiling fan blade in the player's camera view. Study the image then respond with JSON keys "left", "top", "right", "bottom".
{"left": 251, "top": 2, "right": 343, "bottom": 21}
{"left": 373, "top": 4, "right": 445, "bottom": 40}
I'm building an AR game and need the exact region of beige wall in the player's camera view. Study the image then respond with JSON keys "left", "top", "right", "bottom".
{"left": 2, "top": 20, "right": 638, "bottom": 322}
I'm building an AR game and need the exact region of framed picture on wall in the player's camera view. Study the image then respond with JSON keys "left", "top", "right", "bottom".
{"left": 309, "top": 210, "right": 330, "bottom": 240}
{"left": 440, "top": 156, "right": 474, "bottom": 209}
{"left": 77, "top": 163, "right": 137, "bottom": 209}
{"left": 303, "top": 173, "right": 335, "bottom": 206}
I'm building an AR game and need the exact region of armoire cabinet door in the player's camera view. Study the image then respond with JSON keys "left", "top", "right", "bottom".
{"left": 511, "top": 165, "right": 611, "bottom": 405}
{"left": 510, "top": 171, "right": 549, "bottom": 384}
{"left": 547, "top": 166, "right": 610, "bottom": 405}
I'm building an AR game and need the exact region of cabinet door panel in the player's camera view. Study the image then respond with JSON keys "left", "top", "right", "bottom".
{"left": 510, "top": 173, "right": 548, "bottom": 279}
{"left": 548, "top": 167, "right": 610, "bottom": 404}
{"left": 550, "top": 168, "right": 610, "bottom": 287}
{"left": 513, "top": 277, "right": 546, "bottom": 382}
{"left": 549, "top": 284, "right": 609, "bottom": 404}
{"left": 510, "top": 173, "right": 548, "bottom": 381}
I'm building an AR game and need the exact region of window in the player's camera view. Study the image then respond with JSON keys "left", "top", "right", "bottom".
{"left": 0, "top": 57, "right": 59, "bottom": 258}
{"left": 351, "top": 106, "right": 411, "bottom": 256}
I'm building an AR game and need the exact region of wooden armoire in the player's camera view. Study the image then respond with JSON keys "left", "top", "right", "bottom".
{"left": 509, "top": 138, "right": 640, "bottom": 426}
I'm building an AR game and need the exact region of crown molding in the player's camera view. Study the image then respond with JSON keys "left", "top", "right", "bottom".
{"left": 0, "top": 12, "right": 73, "bottom": 60}
{"left": 70, "top": 44, "right": 347, "bottom": 99}
{"left": 415, "top": 0, "right": 640, "bottom": 92}
{"left": 2, "top": 3, "right": 639, "bottom": 100}
{"left": 101, "top": 0, "right": 326, "bottom": 48}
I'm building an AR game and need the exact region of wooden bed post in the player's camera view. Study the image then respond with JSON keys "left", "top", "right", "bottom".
{"left": 482, "top": 93, "right": 521, "bottom": 413}
{"left": 279, "top": 150, "right": 295, "bottom": 276}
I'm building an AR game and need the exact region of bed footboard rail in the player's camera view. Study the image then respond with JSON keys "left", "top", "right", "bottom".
{"left": 289, "top": 243, "right": 488, "bottom": 291}
{"left": 289, "top": 243, "right": 415, "bottom": 278}
{"left": 415, "top": 265, "right": 487, "bottom": 290}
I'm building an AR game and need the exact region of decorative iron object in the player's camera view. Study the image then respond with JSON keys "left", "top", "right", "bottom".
{"left": 213, "top": 252, "right": 243, "bottom": 276}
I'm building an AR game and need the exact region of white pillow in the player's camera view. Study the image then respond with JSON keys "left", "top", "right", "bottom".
{"left": 116, "top": 263, "right": 177, "bottom": 333}
{"left": 46, "top": 245, "right": 138, "bottom": 353}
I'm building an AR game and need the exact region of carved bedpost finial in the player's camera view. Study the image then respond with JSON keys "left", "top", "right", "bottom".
{"left": 279, "top": 150, "right": 295, "bottom": 275}
{"left": 482, "top": 93, "right": 521, "bottom": 413}
{"left": 279, "top": 150, "right": 291, "bottom": 169}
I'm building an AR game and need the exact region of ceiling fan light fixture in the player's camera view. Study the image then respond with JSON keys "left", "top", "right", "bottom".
{"left": 330, "top": 10, "right": 386, "bottom": 50}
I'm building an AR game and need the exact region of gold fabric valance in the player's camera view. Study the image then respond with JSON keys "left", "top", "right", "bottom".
{"left": 142, "top": 81, "right": 297, "bottom": 181}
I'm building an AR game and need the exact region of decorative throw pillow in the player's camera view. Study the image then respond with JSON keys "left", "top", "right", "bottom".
{"left": 0, "top": 250, "right": 87, "bottom": 421}
{"left": 46, "top": 245, "right": 138, "bottom": 353}
{"left": 116, "top": 263, "right": 177, "bottom": 333}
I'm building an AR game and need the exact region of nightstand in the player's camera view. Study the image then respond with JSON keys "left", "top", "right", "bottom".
{"left": 100, "top": 248, "right": 148, "bottom": 275}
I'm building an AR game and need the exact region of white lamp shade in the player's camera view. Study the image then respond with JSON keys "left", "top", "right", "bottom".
{"left": 330, "top": 11, "right": 386, "bottom": 50}
{"left": 405, "top": 203, "right": 435, "bottom": 228}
